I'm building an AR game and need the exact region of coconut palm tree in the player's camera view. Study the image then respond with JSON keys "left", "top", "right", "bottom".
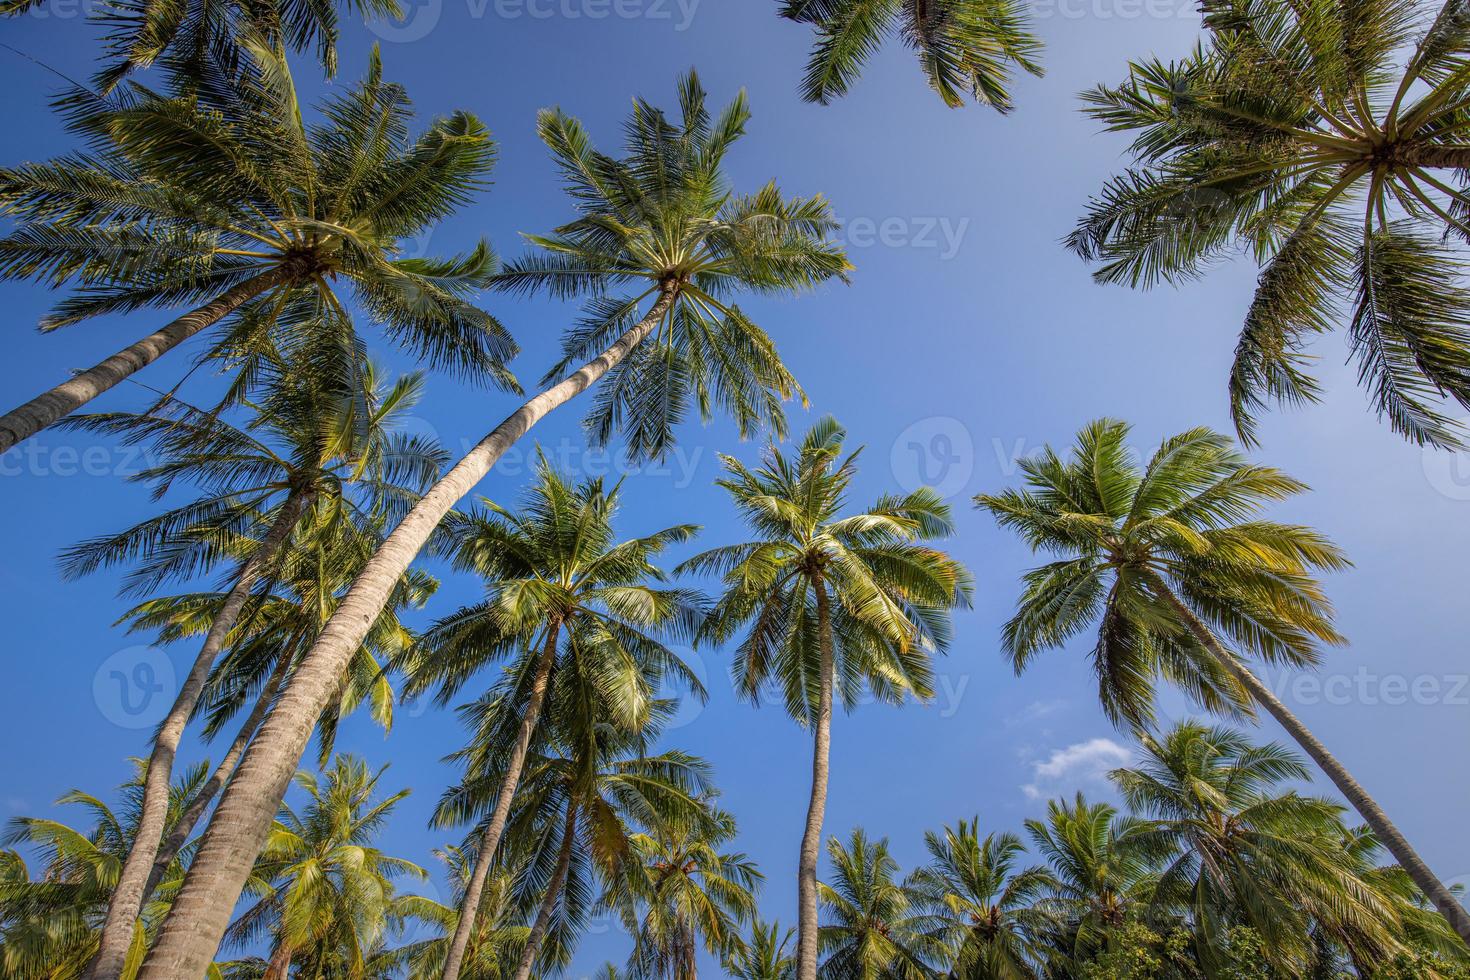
{"left": 402, "top": 461, "right": 705, "bottom": 980}
{"left": 816, "top": 829, "right": 941, "bottom": 979}
{"left": 139, "top": 73, "right": 848, "bottom": 977}
{"left": 907, "top": 818, "right": 1053, "bottom": 978}
{"left": 684, "top": 417, "right": 972, "bottom": 980}
{"left": 725, "top": 918, "right": 797, "bottom": 980}
{"left": 0, "top": 0, "right": 401, "bottom": 90}
{"left": 0, "top": 761, "right": 235, "bottom": 979}
{"left": 392, "top": 846, "right": 530, "bottom": 980}
{"left": 64, "top": 354, "right": 444, "bottom": 979}
{"left": 1068, "top": 0, "right": 1470, "bottom": 447}
{"left": 615, "top": 806, "right": 762, "bottom": 980}
{"left": 1114, "top": 723, "right": 1395, "bottom": 973}
{"left": 1022, "top": 794, "right": 1158, "bottom": 969}
{"left": 976, "top": 418, "right": 1470, "bottom": 945}
{"left": 0, "top": 43, "right": 516, "bottom": 456}
{"left": 777, "top": 0, "right": 1043, "bottom": 109}
{"left": 221, "top": 755, "right": 426, "bottom": 979}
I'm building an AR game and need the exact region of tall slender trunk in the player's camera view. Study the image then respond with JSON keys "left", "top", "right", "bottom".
{"left": 796, "top": 572, "right": 834, "bottom": 980}
{"left": 511, "top": 802, "right": 578, "bottom": 980}
{"left": 263, "top": 939, "right": 294, "bottom": 980}
{"left": 145, "top": 647, "right": 295, "bottom": 895}
{"left": 676, "top": 928, "right": 697, "bottom": 980}
{"left": 137, "top": 287, "right": 677, "bottom": 979}
{"left": 1151, "top": 574, "right": 1470, "bottom": 947}
{"left": 0, "top": 269, "right": 288, "bottom": 455}
{"left": 86, "top": 488, "right": 308, "bottom": 980}
{"left": 441, "top": 620, "right": 562, "bottom": 980}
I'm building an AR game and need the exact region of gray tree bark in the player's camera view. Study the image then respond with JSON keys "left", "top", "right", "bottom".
{"left": 0, "top": 269, "right": 288, "bottom": 455}
{"left": 85, "top": 488, "right": 308, "bottom": 980}
{"left": 441, "top": 620, "right": 561, "bottom": 980}
{"left": 796, "top": 573, "right": 834, "bottom": 980}
{"left": 137, "top": 287, "right": 678, "bottom": 979}
{"left": 510, "top": 802, "right": 578, "bottom": 980}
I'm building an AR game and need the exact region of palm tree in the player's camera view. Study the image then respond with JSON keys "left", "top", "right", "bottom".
{"left": 393, "top": 846, "right": 530, "bottom": 980}
{"left": 1114, "top": 723, "right": 1394, "bottom": 973}
{"left": 975, "top": 418, "right": 1470, "bottom": 944}
{"left": 0, "top": 44, "right": 516, "bottom": 455}
{"left": 725, "top": 918, "right": 797, "bottom": 980}
{"left": 777, "top": 0, "right": 1043, "bottom": 108}
{"left": 1068, "top": 0, "right": 1470, "bottom": 447}
{"left": 816, "top": 829, "right": 941, "bottom": 979}
{"left": 617, "top": 807, "right": 762, "bottom": 980}
{"left": 221, "top": 755, "right": 425, "bottom": 979}
{"left": 907, "top": 818, "right": 1052, "bottom": 978}
{"left": 684, "top": 416, "right": 972, "bottom": 980}
{"left": 140, "top": 72, "right": 848, "bottom": 977}
{"left": 66, "top": 356, "right": 444, "bottom": 979}
{"left": 0, "top": 0, "right": 401, "bottom": 90}
{"left": 0, "top": 761, "right": 222, "bottom": 979}
{"left": 403, "top": 460, "right": 705, "bottom": 980}
{"left": 1022, "top": 794, "right": 1157, "bottom": 968}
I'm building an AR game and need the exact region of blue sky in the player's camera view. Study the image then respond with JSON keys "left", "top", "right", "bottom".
{"left": 2, "top": 1, "right": 1469, "bottom": 974}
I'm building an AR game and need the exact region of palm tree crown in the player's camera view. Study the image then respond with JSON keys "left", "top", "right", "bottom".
{"left": 1069, "top": 0, "right": 1470, "bottom": 446}
{"left": 778, "top": 0, "right": 1043, "bottom": 109}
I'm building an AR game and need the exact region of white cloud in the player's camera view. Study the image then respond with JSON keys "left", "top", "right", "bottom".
{"left": 1005, "top": 698, "right": 1067, "bottom": 728}
{"left": 1021, "top": 737, "right": 1132, "bottom": 800}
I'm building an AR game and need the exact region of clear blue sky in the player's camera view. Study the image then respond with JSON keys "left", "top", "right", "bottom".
{"left": 1, "top": 2, "right": 1468, "bottom": 974}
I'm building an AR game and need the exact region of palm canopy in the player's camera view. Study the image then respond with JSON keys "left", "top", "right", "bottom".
{"left": 1115, "top": 723, "right": 1396, "bottom": 973}
{"left": 681, "top": 416, "right": 973, "bottom": 725}
{"left": 976, "top": 418, "right": 1348, "bottom": 727}
{"left": 223, "top": 755, "right": 426, "bottom": 974}
{"left": 1069, "top": 0, "right": 1470, "bottom": 447}
{"left": 816, "top": 829, "right": 943, "bottom": 979}
{"left": 617, "top": 806, "right": 763, "bottom": 980}
{"left": 58, "top": 355, "right": 446, "bottom": 599}
{"left": 777, "top": 0, "right": 1043, "bottom": 109}
{"left": 0, "top": 43, "right": 516, "bottom": 440}
{"left": 725, "top": 918, "right": 797, "bottom": 980}
{"left": 491, "top": 70, "right": 850, "bottom": 461}
{"left": 906, "top": 818, "right": 1053, "bottom": 978}
{"left": 401, "top": 456, "right": 707, "bottom": 731}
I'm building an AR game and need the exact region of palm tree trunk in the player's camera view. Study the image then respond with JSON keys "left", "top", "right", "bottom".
{"left": 510, "top": 801, "right": 578, "bottom": 980}
{"left": 144, "top": 647, "right": 295, "bottom": 895}
{"left": 441, "top": 620, "right": 562, "bottom": 980}
{"left": 1151, "top": 575, "right": 1470, "bottom": 947}
{"left": 85, "top": 488, "right": 308, "bottom": 980}
{"left": 796, "top": 573, "right": 835, "bottom": 980}
{"left": 0, "top": 269, "right": 288, "bottom": 455}
{"left": 263, "top": 939, "right": 294, "bottom": 980}
{"left": 137, "top": 286, "right": 678, "bottom": 980}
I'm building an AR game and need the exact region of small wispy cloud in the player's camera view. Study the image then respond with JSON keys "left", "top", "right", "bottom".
{"left": 1005, "top": 698, "right": 1067, "bottom": 729}
{"left": 1021, "top": 737, "right": 1132, "bottom": 801}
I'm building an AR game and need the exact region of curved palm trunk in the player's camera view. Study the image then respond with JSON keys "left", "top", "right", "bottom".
{"left": 263, "top": 939, "right": 294, "bottom": 980}
{"left": 86, "top": 488, "right": 308, "bottom": 980}
{"left": 0, "top": 269, "right": 288, "bottom": 455}
{"left": 137, "top": 287, "right": 677, "bottom": 979}
{"left": 144, "top": 647, "right": 296, "bottom": 895}
{"left": 441, "top": 621, "right": 562, "bottom": 980}
{"left": 796, "top": 574, "right": 835, "bottom": 980}
{"left": 510, "top": 802, "right": 578, "bottom": 980}
{"left": 1152, "top": 577, "right": 1470, "bottom": 947}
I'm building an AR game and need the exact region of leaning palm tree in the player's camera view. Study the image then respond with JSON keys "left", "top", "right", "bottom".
{"left": 0, "top": 43, "right": 516, "bottom": 455}
{"left": 816, "top": 829, "right": 941, "bottom": 979}
{"left": 404, "top": 461, "right": 705, "bottom": 980}
{"left": 66, "top": 356, "right": 444, "bottom": 980}
{"left": 684, "top": 417, "right": 972, "bottom": 980}
{"left": 777, "top": 0, "right": 1043, "bottom": 108}
{"left": 976, "top": 418, "right": 1470, "bottom": 944}
{"left": 907, "top": 818, "right": 1053, "bottom": 978}
{"left": 1114, "top": 723, "right": 1395, "bottom": 974}
{"left": 393, "top": 846, "right": 530, "bottom": 980}
{"left": 725, "top": 918, "right": 797, "bottom": 980}
{"left": 616, "top": 806, "right": 763, "bottom": 980}
{"left": 140, "top": 71, "right": 848, "bottom": 979}
{"left": 221, "top": 755, "right": 426, "bottom": 979}
{"left": 1068, "top": 0, "right": 1470, "bottom": 447}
